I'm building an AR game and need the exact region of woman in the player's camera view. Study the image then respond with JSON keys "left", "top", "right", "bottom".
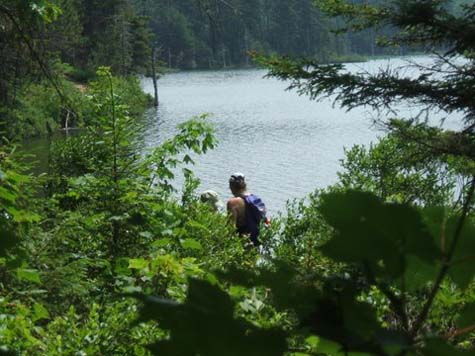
{"left": 227, "top": 173, "right": 267, "bottom": 246}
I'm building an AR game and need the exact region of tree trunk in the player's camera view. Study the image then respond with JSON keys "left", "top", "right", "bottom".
{"left": 151, "top": 47, "right": 159, "bottom": 107}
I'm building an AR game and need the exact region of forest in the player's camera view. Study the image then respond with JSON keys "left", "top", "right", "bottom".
{"left": 2, "top": 0, "right": 475, "bottom": 355}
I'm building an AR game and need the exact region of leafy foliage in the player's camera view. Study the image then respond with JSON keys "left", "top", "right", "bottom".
{"left": 3, "top": 1, "right": 475, "bottom": 355}
{"left": 337, "top": 132, "right": 458, "bottom": 206}
{"left": 135, "top": 279, "right": 287, "bottom": 356}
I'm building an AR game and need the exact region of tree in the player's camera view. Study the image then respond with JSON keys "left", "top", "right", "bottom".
{"left": 260, "top": 0, "right": 475, "bottom": 191}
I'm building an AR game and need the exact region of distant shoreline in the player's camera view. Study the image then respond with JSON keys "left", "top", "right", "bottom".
{"left": 152, "top": 52, "right": 437, "bottom": 75}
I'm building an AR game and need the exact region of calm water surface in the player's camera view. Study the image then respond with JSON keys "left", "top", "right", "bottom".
{"left": 141, "top": 62, "right": 388, "bottom": 214}
{"left": 141, "top": 56, "right": 464, "bottom": 214}
{"left": 25, "top": 56, "right": 460, "bottom": 214}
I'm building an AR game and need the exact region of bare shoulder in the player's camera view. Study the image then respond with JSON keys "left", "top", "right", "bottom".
{"left": 227, "top": 197, "right": 244, "bottom": 210}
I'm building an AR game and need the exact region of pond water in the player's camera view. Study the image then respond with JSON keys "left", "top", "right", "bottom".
{"left": 26, "top": 56, "right": 463, "bottom": 215}
{"left": 141, "top": 57, "right": 445, "bottom": 214}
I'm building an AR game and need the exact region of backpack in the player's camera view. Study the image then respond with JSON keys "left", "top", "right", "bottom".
{"left": 242, "top": 194, "right": 267, "bottom": 246}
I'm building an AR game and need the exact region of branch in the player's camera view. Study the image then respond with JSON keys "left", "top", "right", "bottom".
{"left": 0, "top": 4, "right": 77, "bottom": 118}
{"left": 261, "top": 54, "right": 475, "bottom": 121}
{"left": 443, "top": 324, "right": 475, "bottom": 340}
{"left": 410, "top": 176, "right": 475, "bottom": 339}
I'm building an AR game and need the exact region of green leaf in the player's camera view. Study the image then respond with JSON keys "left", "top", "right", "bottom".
{"left": 424, "top": 210, "right": 475, "bottom": 289}
{"left": 400, "top": 255, "right": 438, "bottom": 292}
{"left": 305, "top": 335, "right": 319, "bottom": 348}
{"left": 320, "top": 191, "right": 440, "bottom": 281}
{"left": 139, "top": 231, "right": 153, "bottom": 239}
{"left": 317, "top": 338, "right": 372, "bottom": 356}
{"left": 456, "top": 302, "right": 475, "bottom": 329}
{"left": 448, "top": 216, "right": 475, "bottom": 290}
{"left": 316, "top": 338, "right": 342, "bottom": 354}
{"left": 128, "top": 258, "right": 149, "bottom": 270}
{"left": 7, "top": 208, "right": 41, "bottom": 223}
{"left": 17, "top": 268, "right": 41, "bottom": 284}
{"left": 181, "top": 238, "right": 202, "bottom": 250}
{"left": 0, "top": 187, "right": 16, "bottom": 202}
{"left": 152, "top": 238, "right": 172, "bottom": 248}
{"left": 123, "top": 285, "right": 143, "bottom": 293}
{"left": 135, "top": 278, "right": 287, "bottom": 355}
{"left": 33, "top": 303, "right": 50, "bottom": 321}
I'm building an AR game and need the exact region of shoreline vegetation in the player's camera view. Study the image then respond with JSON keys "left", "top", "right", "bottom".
{"left": 3, "top": 0, "right": 475, "bottom": 354}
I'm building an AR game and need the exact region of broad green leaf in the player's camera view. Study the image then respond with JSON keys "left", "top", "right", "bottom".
{"left": 448, "top": 216, "right": 475, "bottom": 290}
{"left": 456, "top": 302, "right": 475, "bottom": 329}
{"left": 424, "top": 210, "right": 475, "bottom": 289}
{"left": 33, "top": 303, "right": 50, "bottom": 321}
{"left": 181, "top": 238, "right": 202, "bottom": 250}
{"left": 17, "top": 268, "right": 41, "bottom": 284}
{"left": 17, "top": 289, "right": 48, "bottom": 295}
{"left": 152, "top": 238, "right": 172, "bottom": 248}
{"left": 399, "top": 255, "right": 438, "bottom": 292}
{"left": 135, "top": 278, "right": 287, "bottom": 355}
{"left": 0, "top": 187, "right": 16, "bottom": 202}
{"left": 6, "top": 208, "right": 40, "bottom": 223}
{"left": 139, "top": 231, "right": 153, "bottom": 239}
{"left": 320, "top": 191, "right": 439, "bottom": 281}
{"left": 123, "top": 285, "right": 143, "bottom": 293}
{"left": 304, "top": 292, "right": 382, "bottom": 351}
{"left": 128, "top": 258, "right": 149, "bottom": 270}
{"left": 305, "top": 335, "right": 319, "bottom": 348}
{"left": 316, "top": 338, "right": 342, "bottom": 355}
{"left": 317, "top": 338, "right": 372, "bottom": 356}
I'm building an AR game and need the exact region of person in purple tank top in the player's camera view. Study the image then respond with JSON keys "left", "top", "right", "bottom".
{"left": 227, "top": 173, "right": 268, "bottom": 246}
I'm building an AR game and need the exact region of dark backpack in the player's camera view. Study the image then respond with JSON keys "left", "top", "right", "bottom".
{"left": 242, "top": 194, "right": 267, "bottom": 246}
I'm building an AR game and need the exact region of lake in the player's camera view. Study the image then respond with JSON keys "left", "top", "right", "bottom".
{"left": 27, "top": 56, "right": 461, "bottom": 215}
{"left": 140, "top": 57, "right": 438, "bottom": 214}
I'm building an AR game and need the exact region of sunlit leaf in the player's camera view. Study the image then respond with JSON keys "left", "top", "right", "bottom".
{"left": 139, "top": 231, "right": 153, "bottom": 239}
{"left": 17, "top": 268, "right": 41, "bottom": 284}
{"left": 181, "top": 238, "right": 202, "bottom": 250}
{"left": 33, "top": 303, "right": 50, "bottom": 321}
{"left": 128, "top": 258, "right": 149, "bottom": 270}
{"left": 152, "top": 238, "right": 172, "bottom": 248}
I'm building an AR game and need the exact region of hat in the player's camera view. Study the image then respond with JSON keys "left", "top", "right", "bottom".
{"left": 200, "top": 190, "right": 223, "bottom": 210}
{"left": 229, "top": 172, "right": 245, "bottom": 183}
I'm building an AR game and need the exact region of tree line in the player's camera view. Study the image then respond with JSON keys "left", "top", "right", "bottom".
{"left": 1, "top": 0, "right": 470, "bottom": 141}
